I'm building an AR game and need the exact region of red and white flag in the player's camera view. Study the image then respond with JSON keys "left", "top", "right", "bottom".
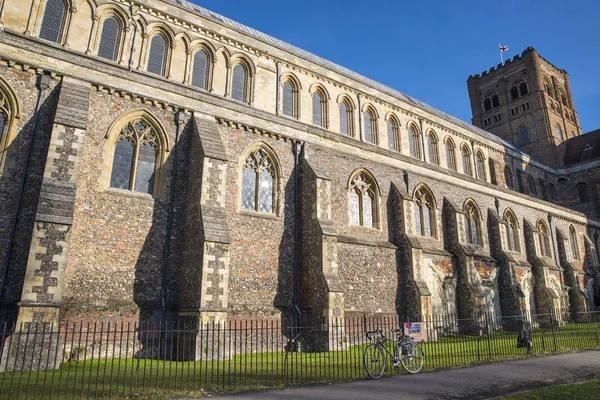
{"left": 499, "top": 45, "right": 509, "bottom": 52}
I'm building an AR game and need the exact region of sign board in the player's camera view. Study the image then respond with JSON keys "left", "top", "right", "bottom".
{"left": 403, "top": 322, "right": 428, "bottom": 342}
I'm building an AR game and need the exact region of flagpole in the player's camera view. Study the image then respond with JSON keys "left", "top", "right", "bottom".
{"left": 499, "top": 43, "right": 504, "bottom": 65}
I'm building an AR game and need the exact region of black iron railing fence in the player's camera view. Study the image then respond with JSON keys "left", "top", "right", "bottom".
{"left": 0, "top": 311, "right": 598, "bottom": 399}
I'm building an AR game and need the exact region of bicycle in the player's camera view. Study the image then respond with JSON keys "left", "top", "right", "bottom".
{"left": 364, "top": 328, "right": 424, "bottom": 379}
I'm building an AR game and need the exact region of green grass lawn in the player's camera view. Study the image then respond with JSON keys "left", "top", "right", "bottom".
{"left": 0, "top": 322, "right": 598, "bottom": 399}
{"left": 502, "top": 379, "right": 600, "bottom": 399}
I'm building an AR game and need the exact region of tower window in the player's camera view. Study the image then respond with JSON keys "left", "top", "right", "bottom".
{"left": 578, "top": 183, "right": 589, "bottom": 202}
{"left": 509, "top": 79, "right": 528, "bottom": 101}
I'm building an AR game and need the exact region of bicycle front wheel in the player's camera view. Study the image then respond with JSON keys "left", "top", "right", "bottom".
{"left": 364, "top": 343, "right": 386, "bottom": 379}
{"left": 397, "top": 341, "right": 424, "bottom": 374}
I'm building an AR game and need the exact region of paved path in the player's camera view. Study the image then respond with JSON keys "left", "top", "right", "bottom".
{"left": 201, "top": 350, "right": 600, "bottom": 399}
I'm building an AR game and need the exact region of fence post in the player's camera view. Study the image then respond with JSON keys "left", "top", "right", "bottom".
{"left": 485, "top": 312, "right": 492, "bottom": 360}
{"left": 550, "top": 312, "right": 557, "bottom": 352}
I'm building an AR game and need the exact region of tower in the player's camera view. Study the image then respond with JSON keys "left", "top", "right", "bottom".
{"left": 467, "top": 47, "right": 582, "bottom": 168}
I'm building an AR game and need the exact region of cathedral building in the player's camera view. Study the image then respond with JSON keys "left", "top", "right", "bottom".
{"left": 0, "top": 0, "right": 598, "bottom": 357}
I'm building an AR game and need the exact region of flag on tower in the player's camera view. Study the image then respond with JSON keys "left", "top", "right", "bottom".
{"left": 499, "top": 44, "right": 509, "bottom": 65}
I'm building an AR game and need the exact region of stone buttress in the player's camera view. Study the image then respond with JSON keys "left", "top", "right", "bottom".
{"left": 1, "top": 76, "right": 90, "bottom": 370}
{"left": 523, "top": 219, "right": 563, "bottom": 325}
{"left": 443, "top": 199, "right": 497, "bottom": 333}
{"left": 555, "top": 228, "right": 588, "bottom": 320}
{"left": 299, "top": 154, "right": 345, "bottom": 351}
{"left": 178, "top": 114, "right": 231, "bottom": 360}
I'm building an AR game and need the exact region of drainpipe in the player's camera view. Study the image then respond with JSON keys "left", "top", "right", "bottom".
{"left": 161, "top": 110, "right": 186, "bottom": 319}
{"left": 0, "top": 73, "right": 52, "bottom": 303}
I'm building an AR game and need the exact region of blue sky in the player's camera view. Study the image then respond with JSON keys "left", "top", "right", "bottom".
{"left": 192, "top": 0, "right": 600, "bottom": 133}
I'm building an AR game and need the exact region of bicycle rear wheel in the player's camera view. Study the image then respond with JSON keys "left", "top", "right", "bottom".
{"left": 397, "top": 340, "right": 424, "bottom": 373}
{"left": 363, "top": 343, "right": 386, "bottom": 379}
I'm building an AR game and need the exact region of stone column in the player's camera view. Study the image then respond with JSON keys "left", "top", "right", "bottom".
{"left": 1, "top": 76, "right": 90, "bottom": 371}
{"left": 178, "top": 114, "right": 231, "bottom": 361}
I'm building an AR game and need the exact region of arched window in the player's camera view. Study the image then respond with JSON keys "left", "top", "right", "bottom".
{"left": 464, "top": 200, "right": 482, "bottom": 246}
{"left": 577, "top": 183, "right": 589, "bottom": 202}
{"left": 543, "top": 78, "right": 554, "bottom": 98}
{"left": 527, "top": 175, "right": 537, "bottom": 196}
{"left": 312, "top": 88, "right": 328, "bottom": 128}
{"left": 509, "top": 79, "right": 528, "bottom": 101}
{"left": 0, "top": 79, "right": 19, "bottom": 156}
{"left": 504, "top": 167, "right": 514, "bottom": 189}
{"left": 537, "top": 220, "right": 551, "bottom": 258}
{"left": 241, "top": 148, "right": 277, "bottom": 214}
{"left": 475, "top": 150, "right": 486, "bottom": 181}
{"left": 147, "top": 34, "right": 167, "bottom": 76}
{"left": 414, "top": 186, "right": 435, "bottom": 238}
{"left": 109, "top": 119, "right": 163, "bottom": 195}
{"left": 349, "top": 171, "right": 378, "bottom": 228}
{"left": 231, "top": 63, "right": 248, "bottom": 102}
{"left": 387, "top": 116, "right": 400, "bottom": 151}
{"left": 445, "top": 138, "right": 457, "bottom": 171}
{"left": 504, "top": 210, "right": 520, "bottom": 252}
{"left": 191, "top": 49, "right": 209, "bottom": 90}
{"left": 461, "top": 145, "right": 472, "bottom": 176}
{"left": 427, "top": 131, "right": 439, "bottom": 165}
{"left": 39, "top": 0, "right": 67, "bottom": 43}
{"left": 339, "top": 99, "right": 353, "bottom": 136}
{"left": 555, "top": 123, "right": 564, "bottom": 142}
{"left": 483, "top": 91, "right": 499, "bottom": 112}
{"left": 97, "top": 16, "right": 122, "bottom": 61}
{"left": 363, "top": 108, "right": 377, "bottom": 144}
{"left": 518, "top": 127, "right": 529, "bottom": 145}
{"left": 569, "top": 225, "right": 579, "bottom": 260}
{"left": 408, "top": 124, "right": 421, "bottom": 158}
{"left": 559, "top": 89, "right": 568, "bottom": 107}
{"left": 282, "top": 78, "right": 298, "bottom": 118}
{"left": 519, "top": 82, "right": 529, "bottom": 96}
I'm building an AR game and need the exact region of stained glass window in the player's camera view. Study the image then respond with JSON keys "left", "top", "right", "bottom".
{"left": 240, "top": 149, "right": 276, "bottom": 214}
{"left": 97, "top": 17, "right": 121, "bottom": 61}
{"left": 39, "top": 0, "right": 66, "bottom": 43}
{"left": 191, "top": 50, "right": 208, "bottom": 89}
{"left": 109, "top": 119, "right": 161, "bottom": 195}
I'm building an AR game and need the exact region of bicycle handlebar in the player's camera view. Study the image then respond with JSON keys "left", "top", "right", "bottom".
{"left": 366, "top": 329, "right": 381, "bottom": 340}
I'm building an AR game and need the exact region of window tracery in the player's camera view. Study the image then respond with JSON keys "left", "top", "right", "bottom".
{"left": 241, "top": 148, "right": 277, "bottom": 214}
{"left": 414, "top": 186, "right": 435, "bottom": 238}
{"left": 349, "top": 172, "right": 378, "bottom": 228}
{"left": 464, "top": 200, "right": 481, "bottom": 246}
